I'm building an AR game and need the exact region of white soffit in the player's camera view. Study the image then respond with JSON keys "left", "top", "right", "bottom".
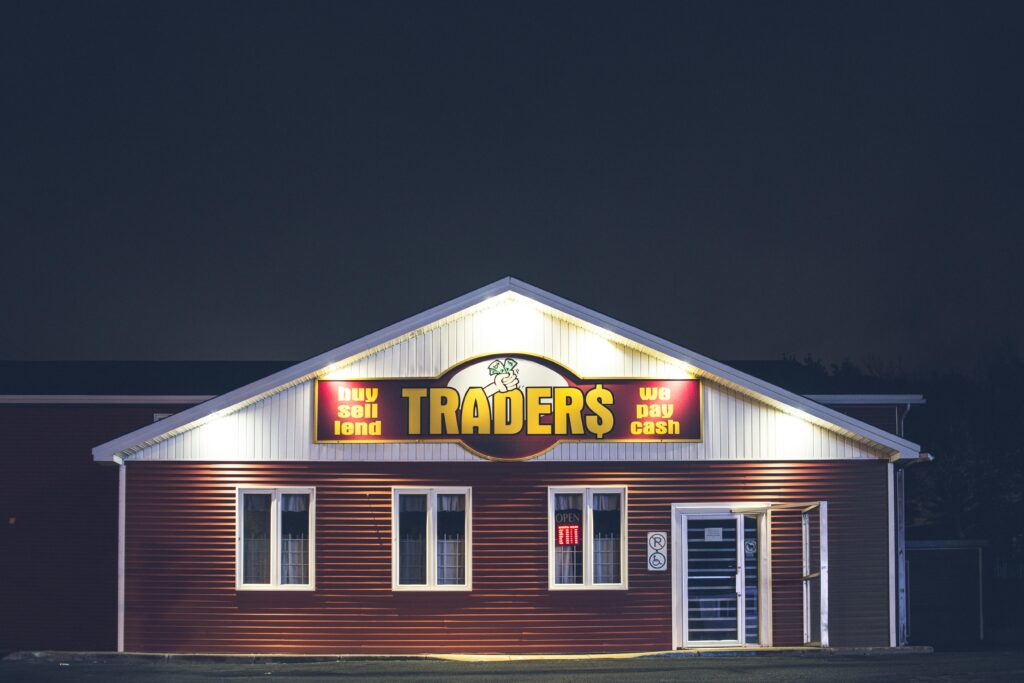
{"left": 92, "top": 277, "right": 921, "bottom": 462}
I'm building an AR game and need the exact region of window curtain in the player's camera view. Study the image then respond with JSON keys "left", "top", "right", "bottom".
{"left": 437, "top": 494, "right": 464, "bottom": 512}
{"left": 592, "top": 493, "right": 621, "bottom": 584}
{"left": 555, "top": 494, "right": 583, "bottom": 584}
{"left": 243, "top": 494, "right": 271, "bottom": 584}
{"left": 399, "top": 495, "right": 427, "bottom": 584}
{"left": 436, "top": 494, "right": 465, "bottom": 585}
{"left": 280, "top": 494, "right": 309, "bottom": 585}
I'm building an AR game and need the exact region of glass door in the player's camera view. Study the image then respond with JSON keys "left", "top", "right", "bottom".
{"left": 682, "top": 513, "right": 761, "bottom": 647}
{"left": 685, "top": 515, "right": 741, "bottom": 645}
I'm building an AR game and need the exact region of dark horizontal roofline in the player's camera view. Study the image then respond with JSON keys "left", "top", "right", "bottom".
{"left": 0, "top": 360, "right": 293, "bottom": 396}
{"left": 1, "top": 358, "right": 922, "bottom": 401}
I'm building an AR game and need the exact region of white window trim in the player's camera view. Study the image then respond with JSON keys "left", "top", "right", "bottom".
{"left": 547, "top": 486, "right": 628, "bottom": 591}
{"left": 235, "top": 487, "right": 316, "bottom": 591}
{"left": 391, "top": 487, "right": 473, "bottom": 592}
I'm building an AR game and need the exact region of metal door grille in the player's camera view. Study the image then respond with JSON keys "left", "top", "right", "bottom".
{"left": 686, "top": 518, "right": 739, "bottom": 642}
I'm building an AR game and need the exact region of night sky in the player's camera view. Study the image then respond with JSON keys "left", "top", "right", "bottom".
{"left": 2, "top": 2, "right": 1022, "bottom": 370}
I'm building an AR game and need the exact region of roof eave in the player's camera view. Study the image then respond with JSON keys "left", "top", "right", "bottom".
{"left": 94, "top": 276, "right": 921, "bottom": 462}
{"left": 507, "top": 278, "right": 921, "bottom": 459}
{"left": 93, "top": 277, "right": 517, "bottom": 462}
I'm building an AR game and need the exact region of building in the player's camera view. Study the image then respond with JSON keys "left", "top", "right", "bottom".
{"left": 0, "top": 361, "right": 289, "bottom": 652}
{"left": 3, "top": 279, "right": 928, "bottom": 654}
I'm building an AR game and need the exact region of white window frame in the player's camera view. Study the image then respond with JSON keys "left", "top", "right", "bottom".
{"left": 548, "top": 486, "right": 628, "bottom": 590}
{"left": 235, "top": 487, "right": 316, "bottom": 591}
{"left": 391, "top": 487, "right": 472, "bottom": 592}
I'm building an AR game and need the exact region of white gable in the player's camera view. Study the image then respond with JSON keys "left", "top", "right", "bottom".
{"left": 94, "top": 278, "right": 920, "bottom": 463}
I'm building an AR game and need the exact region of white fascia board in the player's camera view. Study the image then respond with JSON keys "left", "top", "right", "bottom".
{"left": 804, "top": 394, "right": 926, "bottom": 406}
{"left": 91, "top": 278, "right": 517, "bottom": 462}
{"left": 93, "top": 276, "right": 921, "bottom": 462}
{"left": 506, "top": 278, "right": 921, "bottom": 460}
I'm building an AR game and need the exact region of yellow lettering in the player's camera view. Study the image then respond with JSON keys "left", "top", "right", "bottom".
{"left": 402, "top": 388, "right": 427, "bottom": 435}
{"left": 639, "top": 404, "right": 677, "bottom": 419}
{"left": 343, "top": 387, "right": 365, "bottom": 402}
{"left": 493, "top": 390, "right": 524, "bottom": 434}
{"left": 629, "top": 419, "right": 680, "bottom": 436}
{"left": 341, "top": 420, "right": 378, "bottom": 436}
{"left": 639, "top": 386, "right": 672, "bottom": 401}
{"left": 365, "top": 387, "right": 378, "bottom": 403}
{"left": 553, "top": 387, "right": 585, "bottom": 435}
{"left": 526, "top": 387, "right": 553, "bottom": 435}
{"left": 585, "top": 384, "right": 614, "bottom": 438}
{"left": 460, "top": 387, "right": 491, "bottom": 434}
{"left": 429, "top": 388, "right": 459, "bottom": 435}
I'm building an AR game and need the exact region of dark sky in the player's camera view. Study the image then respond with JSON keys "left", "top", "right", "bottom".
{"left": 2, "top": 1, "right": 1022, "bottom": 370}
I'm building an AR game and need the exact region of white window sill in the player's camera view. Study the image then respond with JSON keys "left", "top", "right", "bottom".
{"left": 236, "top": 584, "right": 316, "bottom": 592}
{"left": 548, "top": 583, "right": 629, "bottom": 591}
{"left": 392, "top": 584, "right": 472, "bottom": 592}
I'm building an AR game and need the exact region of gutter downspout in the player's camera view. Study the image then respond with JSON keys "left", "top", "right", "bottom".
{"left": 115, "top": 455, "right": 125, "bottom": 653}
{"left": 899, "top": 402, "right": 914, "bottom": 437}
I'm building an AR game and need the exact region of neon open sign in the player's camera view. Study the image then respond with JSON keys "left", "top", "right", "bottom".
{"left": 556, "top": 524, "right": 581, "bottom": 546}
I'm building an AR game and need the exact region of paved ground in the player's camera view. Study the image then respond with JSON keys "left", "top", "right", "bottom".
{"left": 2, "top": 651, "right": 1024, "bottom": 682}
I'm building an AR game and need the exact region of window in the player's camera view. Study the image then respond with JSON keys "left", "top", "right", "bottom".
{"left": 548, "top": 487, "right": 627, "bottom": 589}
{"left": 392, "top": 488, "right": 471, "bottom": 590}
{"left": 236, "top": 488, "right": 315, "bottom": 590}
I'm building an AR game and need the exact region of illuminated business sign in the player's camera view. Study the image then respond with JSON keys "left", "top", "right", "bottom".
{"left": 314, "top": 353, "right": 701, "bottom": 461}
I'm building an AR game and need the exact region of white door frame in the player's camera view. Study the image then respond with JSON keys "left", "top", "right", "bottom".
{"left": 671, "top": 503, "right": 773, "bottom": 650}
{"left": 800, "top": 501, "right": 830, "bottom": 647}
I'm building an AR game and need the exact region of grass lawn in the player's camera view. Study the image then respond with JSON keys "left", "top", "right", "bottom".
{"left": 2, "top": 652, "right": 1024, "bottom": 682}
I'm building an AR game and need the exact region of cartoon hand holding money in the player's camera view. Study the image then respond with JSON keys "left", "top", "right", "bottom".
{"left": 483, "top": 358, "right": 521, "bottom": 397}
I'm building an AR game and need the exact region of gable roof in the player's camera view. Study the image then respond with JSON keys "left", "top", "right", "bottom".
{"left": 93, "top": 277, "right": 921, "bottom": 463}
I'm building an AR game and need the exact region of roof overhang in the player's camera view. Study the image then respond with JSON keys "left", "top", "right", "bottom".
{"left": 93, "top": 277, "right": 922, "bottom": 463}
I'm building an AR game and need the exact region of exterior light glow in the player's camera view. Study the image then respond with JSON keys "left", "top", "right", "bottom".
{"left": 473, "top": 297, "right": 543, "bottom": 353}
{"left": 197, "top": 414, "right": 239, "bottom": 458}
{"left": 776, "top": 412, "right": 812, "bottom": 458}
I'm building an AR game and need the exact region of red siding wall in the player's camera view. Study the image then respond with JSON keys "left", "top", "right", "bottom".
{"left": 0, "top": 404, "right": 192, "bottom": 651}
{"left": 124, "top": 460, "right": 891, "bottom": 653}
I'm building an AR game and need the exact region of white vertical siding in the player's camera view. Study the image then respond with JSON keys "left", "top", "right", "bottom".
{"left": 130, "top": 299, "right": 886, "bottom": 462}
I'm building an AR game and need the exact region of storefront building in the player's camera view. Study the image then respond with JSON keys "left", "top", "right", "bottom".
{"left": 90, "top": 278, "right": 923, "bottom": 654}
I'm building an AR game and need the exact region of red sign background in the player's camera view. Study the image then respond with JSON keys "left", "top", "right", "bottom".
{"left": 315, "top": 353, "right": 701, "bottom": 461}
